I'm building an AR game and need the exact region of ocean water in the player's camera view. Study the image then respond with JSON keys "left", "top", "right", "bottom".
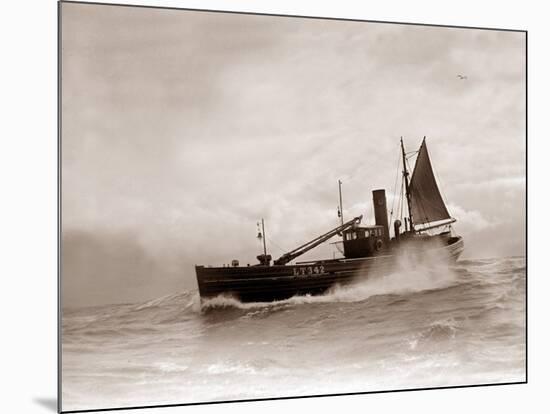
{"left": 61, "top": 257, "right": 526, "bottom": 412}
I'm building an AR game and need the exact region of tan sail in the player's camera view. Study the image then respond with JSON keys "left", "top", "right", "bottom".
{"left": 409, "top": 138, "right": 451, "bottom": 225}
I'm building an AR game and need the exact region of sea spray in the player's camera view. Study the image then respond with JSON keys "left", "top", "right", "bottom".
{"left": 200, "top": 249, "right": 460, "bottom": 311}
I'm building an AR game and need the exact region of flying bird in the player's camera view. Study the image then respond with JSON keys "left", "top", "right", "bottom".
{"left": 457, "top": 74, "right": 468, "bottom": 80}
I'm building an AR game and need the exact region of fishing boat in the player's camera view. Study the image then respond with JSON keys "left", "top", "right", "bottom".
{"left": 195, "top": 138, "right": 464, "bottom": 303}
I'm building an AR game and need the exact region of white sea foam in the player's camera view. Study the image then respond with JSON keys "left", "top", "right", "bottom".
{"left": 205, "top": 362, "right": 257, "bottom": 375}
{"left": 155, "top": 362, "right": 189, "bottom": 373}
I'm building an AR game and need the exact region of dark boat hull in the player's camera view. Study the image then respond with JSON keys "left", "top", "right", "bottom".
{"left": 196, "top": 235, "right": 464, "bottom": 303}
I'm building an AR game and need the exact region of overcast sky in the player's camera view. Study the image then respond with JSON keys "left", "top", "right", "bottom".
{"left": 61, "top": 3, "right": 526, "bottom": 307}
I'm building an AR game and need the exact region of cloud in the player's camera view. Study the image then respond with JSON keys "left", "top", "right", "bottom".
{"left": 62, "top": 230, "right": 188, "bottom": 308}
{"left": 448, "top": 203, "right": 495, "bottom": 232}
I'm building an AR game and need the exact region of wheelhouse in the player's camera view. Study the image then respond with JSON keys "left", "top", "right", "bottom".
{"left": 342, "top": 225, "right": 386, "bottom": 258}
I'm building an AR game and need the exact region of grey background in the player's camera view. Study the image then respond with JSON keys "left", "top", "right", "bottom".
{"left": 61, "top": 3, "right": 526, "bottom": 307}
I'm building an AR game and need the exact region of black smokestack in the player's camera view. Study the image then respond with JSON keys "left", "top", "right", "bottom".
{"left": 372, "top": 189, "right": 389, "bottom": 243}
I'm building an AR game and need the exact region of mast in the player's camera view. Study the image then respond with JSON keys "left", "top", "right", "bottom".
{"left": 400, "top": 137, "right": 414, "bottom": 231}
{"left": 338, "top": 179, "right": 344, "bottom": 227}
{"left": 261, "top": 218, "right": 267, "bottom": 258}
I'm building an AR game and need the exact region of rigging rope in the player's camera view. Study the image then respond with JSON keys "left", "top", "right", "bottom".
{"left": 399, "top": 177, "right": 405, "bottom": 225}
{"left": 266, "top": 236, "right": 288, "bottom": 255}
{"left": 407, "top": 153, "right": 432, "bottom": 228}
{"left": 389, "top": 145, "right": 403, "bottom": 230}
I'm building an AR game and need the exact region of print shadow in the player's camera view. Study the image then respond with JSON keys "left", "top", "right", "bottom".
{"left": 33, "top": 397, "right": 57, "bottom": 412}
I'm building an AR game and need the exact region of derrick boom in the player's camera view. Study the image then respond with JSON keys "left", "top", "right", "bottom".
{"left": 273, "top": 215, "right": 363, "bottom": 266}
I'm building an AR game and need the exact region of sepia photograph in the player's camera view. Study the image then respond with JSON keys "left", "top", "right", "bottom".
{"left": 59, "top": 1, "right": 526, "bottom": 412}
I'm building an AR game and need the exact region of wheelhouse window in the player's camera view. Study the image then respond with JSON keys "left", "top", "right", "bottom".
{"left": 345, "top": 231, "right": 360, "bottom": 240}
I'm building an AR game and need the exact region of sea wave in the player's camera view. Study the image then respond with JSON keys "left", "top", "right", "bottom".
{"left": 62, "top": 256, "right": 526, "bottom": 411}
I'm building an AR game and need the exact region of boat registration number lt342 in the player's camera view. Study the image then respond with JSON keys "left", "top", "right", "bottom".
{"left": 292, "top": 266, "right": 325, "bottom": 276}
